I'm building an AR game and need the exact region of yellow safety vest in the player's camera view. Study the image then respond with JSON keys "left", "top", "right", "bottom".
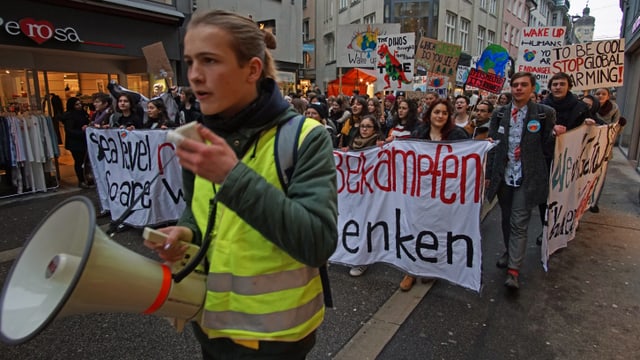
{"left": 192, "top": 119, "right": 325, "bottom": 342}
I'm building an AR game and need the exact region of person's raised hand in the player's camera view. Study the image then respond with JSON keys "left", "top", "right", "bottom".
{"left": 175, "top": 124, "right": 239, "bottom": 184}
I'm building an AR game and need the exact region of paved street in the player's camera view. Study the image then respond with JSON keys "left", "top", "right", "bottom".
{"left": 0, "top": 149, "right": 638, "bottom": 360}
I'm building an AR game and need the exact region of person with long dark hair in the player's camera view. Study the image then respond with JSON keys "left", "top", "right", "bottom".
{"left": 145, "top": 98, "right": 175, "bottom": 129}
{"left": 385, "top": 98, "right": 419, "bottom": 142}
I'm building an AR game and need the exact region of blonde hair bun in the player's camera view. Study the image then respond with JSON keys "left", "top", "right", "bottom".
{"left": 262, "top": 29, "right": 277, "bottom": 50}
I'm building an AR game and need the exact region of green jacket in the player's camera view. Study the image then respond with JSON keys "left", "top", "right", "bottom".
{"left": 177, "top": 81, "right": 337, "bottom": 268}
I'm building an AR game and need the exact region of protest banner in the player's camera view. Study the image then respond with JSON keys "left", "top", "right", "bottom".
{"left": 330, "top": 139, "right": 495, "bottom": 292}
{"left": 542, "top": 123, "right": 619, "bottom": 269}
{"left": 550, "top": 39, "right": 625, "bottom": 91}
{"left": 375, "top": 32, "right": 416, "bottom": 92}
{"left": 415, "top": 37, "right": 461, "bottom": 84}
{"left": 517, "top": 27, "right": 565, "bottom": 90}
{"left": 86, "top": 128, "right": 185, "bottom": 227}
{"left": 336, "top": 24, "right": 401, "bottom": 68}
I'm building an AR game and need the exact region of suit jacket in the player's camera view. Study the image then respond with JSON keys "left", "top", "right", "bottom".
{"left": 485, "top": 101, "right": 556, "bottom": 207}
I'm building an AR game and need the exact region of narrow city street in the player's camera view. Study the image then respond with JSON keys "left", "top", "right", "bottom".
{"left": 1, "top": 149, "right": 638, "bottom": 360}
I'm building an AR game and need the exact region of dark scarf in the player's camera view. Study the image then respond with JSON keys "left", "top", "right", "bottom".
{"left": 543, "top": 92, "right": 578, "bottom": 120}
{"left": 351, "top": 133, "right": 379, "bottom": 150}
{"left": 598, "top": 100, "right": 613, "bottom": 117}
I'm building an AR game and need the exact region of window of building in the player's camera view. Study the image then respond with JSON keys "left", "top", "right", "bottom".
{"left": 480, "top": 0, "right": 487, "bottom": 9}
{"left": 364, "top": 12, "right": 376, "bottom": 24}
{"left": 503, "top": 23, "right": 510, "bottom": 43}
{"left": 325, "top": 33, "right": 335, "bottom": 62}
{"left": 477, "top": 26, "right": 486, "bottom": 54}
{"left": 446, "top": 12, "right": 457, "bottom": 44}
{"left": 489, "top": 0, "right": 497, "bottom": 14}
{"left": 393, "top": 2, "right": 433, "bottom": 37}
{"left": 327, "top": 0, "right": 335, "bottom": 17}
{"left": 340, "top": 0, "right": 348, "bottom": 10}
{"left": 303, "top": 19, "right": 310, "bottom": 41}
{"left": 460, "top": 18, "right": 470, "bottom": 51}
{"left": 488, "top": 30, "right": 496, "bottom": 45}
{"left": 351, "top": 19, "right": 361, "bottom": 24}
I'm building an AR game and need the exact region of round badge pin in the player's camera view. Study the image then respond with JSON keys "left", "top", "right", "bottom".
{"left": 527, "top": 120, "right": 541, "bottom": 133}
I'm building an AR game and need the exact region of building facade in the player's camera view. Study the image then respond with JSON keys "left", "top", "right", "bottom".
{"left": 195, "top": 0, "right": 303, "bottom": 95}
{"left": 617, "top": 0, "right": 640, "bottom": 168}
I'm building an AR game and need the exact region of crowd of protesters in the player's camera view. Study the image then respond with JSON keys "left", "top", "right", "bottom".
{"left": 286, "top": 72, "right": 624, "bottom": 291}
{"left": 59, "top": 82, "right": 202, "bottom": 189}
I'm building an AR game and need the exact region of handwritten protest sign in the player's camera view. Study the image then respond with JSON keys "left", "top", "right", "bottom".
{"left": 465, "top": 68, "right": 505, "bottom": 93}
{"left": 551, "top": 39, "right": 625, "bottom": 91}
{"left": 542, "top": 123, "right": 619, "bottom": 270}
{"left": 415, "top": 37, "right": 461, "bottom": 83}
{"left": 86, "top": 128, "right": 185, "bottom": 227}
{"left": 336, "top": 24, "right": 401, "bottom": 68}
{"left": 330, "top": 139, "right": 495, "bottom": 292}
{"left": 375, "top": 32, "right": 415, "bottom": 91}
{"left": 517, "top": 27, "right": 565, "bottom": 90}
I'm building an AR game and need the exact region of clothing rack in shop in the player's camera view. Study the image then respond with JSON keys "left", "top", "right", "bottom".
{"left": 0, "top": 112, "right": 60, "bottom": 199}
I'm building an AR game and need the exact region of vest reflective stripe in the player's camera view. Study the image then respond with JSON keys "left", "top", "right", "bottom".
{"left": 207, "top": 267, "right": 320, "bottom": 295}
{"left": 204, "top": 293, "right": 324, "bottom": 334}
{"left": 192, "top": 118, "right": 325, "bottom": 341}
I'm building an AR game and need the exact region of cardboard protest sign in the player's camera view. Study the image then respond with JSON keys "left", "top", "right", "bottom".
{"left": 464, "top": 44, "right": 509, "bottom": 94}
{"left": 142, "top": 42, "right": 174, "bottom": 79}
{"left": 517, "top": 27, "right": 565, "bottom": 90}
{"left": 336, "top": 24, "right": 401, "bottom": 68}
{"left": 550, "top": 39, "right": 625, "bottom": 91}
{"left": 415, "top": 37, "right": 461, "bottom": 83}
{"left": 375, "top": 32, "right": 415, "bottom": 91}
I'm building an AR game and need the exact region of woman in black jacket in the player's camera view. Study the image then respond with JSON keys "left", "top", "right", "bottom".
{"left": 62, "top": 97, "right": 91, "bottom": 188}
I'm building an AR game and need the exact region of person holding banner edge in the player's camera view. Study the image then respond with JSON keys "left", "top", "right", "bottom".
{"left": 143, "top": 9, "right": 338, "bottom": 359}
{"left": 485, "top": 72, "right": 556, "bottom": 290}
{"left": 540, "top": 72, "right": 602, "bottom": 235}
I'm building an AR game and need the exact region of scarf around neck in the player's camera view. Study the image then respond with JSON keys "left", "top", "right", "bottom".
{"left": 598, "top": 100, "right": 613, "bottom": 117}
{"left": 351, "top": 133, "right": 378, "bottom": 150}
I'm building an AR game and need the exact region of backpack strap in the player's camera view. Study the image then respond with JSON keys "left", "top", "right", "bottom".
{"left": 275, "top": 114, "right": 306, "bottom": 193}
{"left": 273, "top": 113, "right": 334, "bottom": 308}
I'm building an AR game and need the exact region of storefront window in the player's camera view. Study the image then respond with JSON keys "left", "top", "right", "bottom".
{"left": 278, "top": 71, "right": 296, "bottom": 96}
{"left": 0, "top": 69, "right": 31, "bottom": 112}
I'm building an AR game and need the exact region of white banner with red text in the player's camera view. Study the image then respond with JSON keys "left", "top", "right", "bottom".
{"left": 542, "top": 123, "right": 619, "bottom": 269}
{"left": 85, "top": 128, "right": 186, "bottom": 227}
{"left": 330, "top": 139, "right": 495, "bottom": 292}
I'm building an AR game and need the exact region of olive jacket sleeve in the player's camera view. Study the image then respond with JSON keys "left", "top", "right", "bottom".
{"left": 179, "top": 126, "right": 338, "bottom": 268}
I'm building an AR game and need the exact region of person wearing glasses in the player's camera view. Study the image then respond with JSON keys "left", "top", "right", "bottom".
{"left": 469, "top": 100, "right": 494, "bottom": 139}
{"left": 343, "top": 115, "right": 384, "bottom": 277}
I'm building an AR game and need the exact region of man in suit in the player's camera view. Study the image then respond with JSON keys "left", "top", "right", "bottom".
{"left": 485, "top": 72, "right": 557, "bottom": 289}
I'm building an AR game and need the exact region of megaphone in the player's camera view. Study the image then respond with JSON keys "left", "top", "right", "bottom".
{"left": 0, "top": 196, "right": 205, "bottom": 345}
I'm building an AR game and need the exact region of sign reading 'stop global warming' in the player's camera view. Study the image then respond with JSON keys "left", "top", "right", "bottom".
{"left": 550, "top": 39, "right": 625, "bottom": 91}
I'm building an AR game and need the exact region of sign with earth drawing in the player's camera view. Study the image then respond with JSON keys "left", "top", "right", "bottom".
{"left": 465, "top": 44, "right": 510, "bottom": 94}
{"left": 517, "top": 27, "right": 566, "bottom": 90}
{"left": 336, "top": 24, "right": 401, "bottom": 68}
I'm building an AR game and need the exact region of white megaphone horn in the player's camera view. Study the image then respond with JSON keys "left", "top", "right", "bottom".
{"left": 0, "top": 196, "right": 206, "bottom": 345}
